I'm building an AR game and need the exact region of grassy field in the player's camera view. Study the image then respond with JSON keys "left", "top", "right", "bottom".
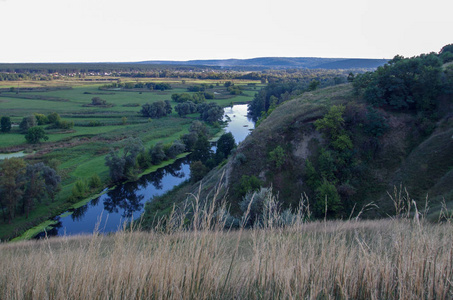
{"left": 0, "top": 197, "right": 451, "bottom": 299}
{"left": 0, "top": 79, "right": 262, "bottom": 240}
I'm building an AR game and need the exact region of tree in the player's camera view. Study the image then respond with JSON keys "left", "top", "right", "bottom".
{"left": 105, "top": 150, "right": 126, "bottom": 183}
{"left": 314, "top": 179, "right": 343, "bottom": 218}
{"left": 268, "top": 145, "right": 285, "bottom": 169}
{"left": 23, "top": 163, "right": 46, "bottom": 218}
{"left": 19, "top": 115, "right": 37, "bottom": 133}
{"left": 197, "top": 102, "right": 224, "bottom": 124}
{"left": 171, "top": 93, "right": 192, "bottom": 103}
{"left": 123, "top": 137, "right": 144, "bottom": 175}
{"left": 164, "top": 100, "right": 172, "bottom": 115}
{"left": 166, "top": 140, "right": 185, "bottom": 159}
{"left": 190, "top": 161, "right": 209, "bottom": 182}
{"left": 105, "top": 138, "right": 144, "bottom": 182}
{"left": 47, "top": 112, "right": 61, "bottom": 124}
{"left": 25, "top": 127, "right": 48, "bottom": 144}
{"left": 1, "top": 116, "right": 12, "bottom": 133}
{"left": 191, "top": 135, "right": 212, "bottom": 163}
{"left": 34, "top": 113, "right": 48, "bottom": 125}
{"left": 189, "top": 120, "right": 209, "bottom": 137}
{"left": 216, "top": 132, "right": 236, "bottom": 159}
{"left": 0, "top": 158, "right": 26, "bottom": 223}
{"left": 91, "top": 97, "right": 107, "bottom": 105}
{"left": 308, "top": 80, "right": 320, "bottom": 91}
{"left": 150, "top": 143, "right": 166, "bottom": 165}
{"left": 180, "top": 132, "right": 198, "bottom": 151}
{"left": 41, "top": 165, "right": 61, "bottom": 202}
{"left": 140, "top": 101, "right": 169, "bottom": 118}
{"left": 314, "top": 105, "right": 346, "bottom": 142}
{"left": 175, "top": 101, "right": 196, "bottom": 117}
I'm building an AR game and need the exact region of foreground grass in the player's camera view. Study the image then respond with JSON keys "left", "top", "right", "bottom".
{"left": 1, "top": 216, "right": 452, "bottom": 299}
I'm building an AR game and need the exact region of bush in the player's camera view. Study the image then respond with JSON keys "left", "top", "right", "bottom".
{"left": 88, "top": 174, "right": 102, "bottom": 190}
{"left": 268, "top": 146, "right": 285, "bottom": 169}
{"left": 91, "top": 97, "right": 107, "bottom": 105}
{"left": 71, "top": 179, "right": 88, "bottom": 201}
{"left": 238, "top": 175, "right": 261, "bottom": 197}
{"left": 55, "top": 120, "right": 74, "bottom": 130}
{"left": 314, "top": 179, "right": 342, "bottom": 218}
{"left": 233, "top": 153, "right": 247, "bottom": 166}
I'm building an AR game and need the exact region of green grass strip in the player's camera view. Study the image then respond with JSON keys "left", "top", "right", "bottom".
{"left": 11, "top": 153, "right": 192, "bottom": 242}
{"left": 11, "top": 219, "right": 59, "bottom": 242}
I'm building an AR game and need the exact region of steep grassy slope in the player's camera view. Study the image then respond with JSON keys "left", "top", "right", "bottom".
{"left": 145, "top": 82, "right": 453, "bottom": 220}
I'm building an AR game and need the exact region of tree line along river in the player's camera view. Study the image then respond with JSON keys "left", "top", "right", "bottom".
{"left": 35, "top": 104, "right": 254, "bottom": 238}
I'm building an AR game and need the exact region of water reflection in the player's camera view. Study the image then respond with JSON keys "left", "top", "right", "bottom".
{"left": 71, "top": 205, "right": 89, "bottom": 222}
{"left": 103, "top": 183, "right": 144, "bottom": 218}
{"left": 33, "top": 104, "right": 254, "bottom": 238}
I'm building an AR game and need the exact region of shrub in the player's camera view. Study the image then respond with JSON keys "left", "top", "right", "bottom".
{"left": 88, "top": 174, "right": 102, "bottom": 190}
{"left": 268, "top": 145, "right": 285, "bottom": 169}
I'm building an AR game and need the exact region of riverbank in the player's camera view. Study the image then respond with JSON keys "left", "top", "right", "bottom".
{"left": 11, "top": 152, "right": 191, "bottom": 241}
{"left": 4, "top": 104, "right": 253, "bottom": 241}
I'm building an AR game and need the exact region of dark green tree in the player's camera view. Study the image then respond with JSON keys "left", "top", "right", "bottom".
{"left": 308, "top": 80, "right": 320, "bottom": 91}
{"left": 47, "top": 112, "right": 61, "bottom": 124}
{"left": 150, "top": 143, "right": 167, "bottom": 165}
{"left": 25, "top": 127, "right": 48, "bottom": 144}
{"left": 41, "top": 165, "right": 61, "bottom": 202}
{"left": 175, "top": 101, "right": 196, "bottom": 117}
{"left": 19, "top": 115, "right": 37, "bottom": 133}
{"left": 1, "top": 116, "right": 12, "bottom": 133}
{"left": 191, "top": 135, "right": 212, "bottom": 163}
{"left": 91, "top": 97, "right": 107, "bottom": 105}
{"left": 197, "top": 102, "right": 224, "bottom": 124}
{"left": 23, "top": 163, "right": 46, "bottom": 218}
{"left": 0, "top": 158, "right": 26, "bottom": 223}
{"left": 216, "top": 132, "right": 236, "bottom": 159}
{"left": 314, "top": 179, "right": 343, "bottom": 218}
{"left": 180, "top": 132, "right": 198, "bottom": 151}
{"left": 190, "top": 160, "right": 209, "bottom": 182}
{"left": 166, "top": 140, "right": 185, "bottom": 159}
{"left": 140, "top": 101, "right": 169, "bottom": 118}
{"left": 189, "top": 120, "right": 209, "bottom": 137}
{"left": 164, "top": 100, "right": 172, "bottom": 115}
{"left": 105, "top": 150, "right": 126, "bottom": 183}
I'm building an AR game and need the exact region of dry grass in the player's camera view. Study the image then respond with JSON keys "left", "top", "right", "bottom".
{"left": 1, "top": 194, "right": 452, "bottom": 299}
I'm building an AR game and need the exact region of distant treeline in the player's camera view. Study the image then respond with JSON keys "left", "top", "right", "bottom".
{"left": 0, "top": 63, "right": 374, "bottom": 82}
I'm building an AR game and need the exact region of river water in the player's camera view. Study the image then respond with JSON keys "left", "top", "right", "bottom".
{"left": 37, "top": 104, "right": 254, "bottom": 237}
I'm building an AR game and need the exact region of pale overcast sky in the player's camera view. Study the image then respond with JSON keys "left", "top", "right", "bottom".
{"left": 0, "top": 0, "right": 451, "bottom": 62}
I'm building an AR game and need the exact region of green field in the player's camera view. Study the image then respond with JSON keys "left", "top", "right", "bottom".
{"left": 0, "top": 79, "right": 262, "bottom": 240}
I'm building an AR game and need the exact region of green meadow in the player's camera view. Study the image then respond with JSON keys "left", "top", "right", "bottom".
{"left": 0, "top": 79, "right": 261, "bottom": 240}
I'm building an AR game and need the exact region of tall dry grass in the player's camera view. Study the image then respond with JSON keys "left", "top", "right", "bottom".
{"left": 1, "top": 192, "right": 452, "bottom": 299}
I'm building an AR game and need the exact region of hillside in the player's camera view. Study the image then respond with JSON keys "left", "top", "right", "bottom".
{"left": 143, "top": 48, "right": 453, "bottom": 222}
{"left": 138, "top": 57, "right": 389, "bottom": 70}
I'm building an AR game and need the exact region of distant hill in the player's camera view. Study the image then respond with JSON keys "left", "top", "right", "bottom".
{"left": 137, "top": 57, "right": 389, "bottom": 70}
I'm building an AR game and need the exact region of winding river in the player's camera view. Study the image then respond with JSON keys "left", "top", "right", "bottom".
{"left": 37, "top": 104, "right": 254, "bottom": 237}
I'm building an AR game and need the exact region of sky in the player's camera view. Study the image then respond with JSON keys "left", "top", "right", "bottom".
{"left": 0, "top": 0, "right": 451, "bottom": 63}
